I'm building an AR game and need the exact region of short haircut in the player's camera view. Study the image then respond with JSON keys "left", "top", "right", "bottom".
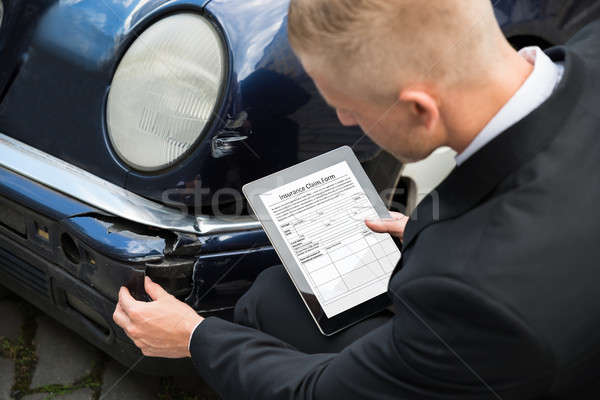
{"left": 288, "top": 0, "right": 504, "bottom": 96}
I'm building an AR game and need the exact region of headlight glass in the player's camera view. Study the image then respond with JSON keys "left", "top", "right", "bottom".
{"left": 107, "top": 13, "right": 225, "bottom": 171}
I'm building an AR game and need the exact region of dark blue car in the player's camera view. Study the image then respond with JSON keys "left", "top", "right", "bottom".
{"left": 0, "top": 0, "right": 597, "bottom": 375}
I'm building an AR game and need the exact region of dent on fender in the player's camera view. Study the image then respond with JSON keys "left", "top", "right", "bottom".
{"left": 0, "top": 160, "right": 275, "bottom": 311}
{"left": 62, "top": 211, "right": 274, "bottom": 307}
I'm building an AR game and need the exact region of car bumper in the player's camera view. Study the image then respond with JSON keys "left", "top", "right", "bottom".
{"left": 0, "top": 134, "right": 279, "bottom": 375}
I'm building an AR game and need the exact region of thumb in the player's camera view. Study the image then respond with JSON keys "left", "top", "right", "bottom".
{"left": 144, "top": 276, "right": 170, "bottom": 301}
{"left": 365, "top": 218, "right": 402, "bottom": 234}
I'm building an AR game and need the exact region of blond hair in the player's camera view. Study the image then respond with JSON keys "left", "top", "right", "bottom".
{"left": 288, "top": 0, "right": 506, "bottom": 97}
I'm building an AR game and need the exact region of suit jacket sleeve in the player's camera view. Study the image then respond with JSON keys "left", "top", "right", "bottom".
{"left": 189, "top": 276, "right": 553, "bottom": 400}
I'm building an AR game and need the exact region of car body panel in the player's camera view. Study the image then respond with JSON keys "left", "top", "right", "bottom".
{"left": 0, "top": 0, "right": 380, "bottom": 210}
{"left": 495, "top": 0, "right": 600, "bottom": 44}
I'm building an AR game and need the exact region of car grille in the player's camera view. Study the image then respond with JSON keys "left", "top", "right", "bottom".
{"left": 0, "top": 246, "right": 50, "bottom": 297}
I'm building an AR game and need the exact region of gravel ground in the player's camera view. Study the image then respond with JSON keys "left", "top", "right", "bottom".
{"left": 0, "top": 292, "right": 219, "bottom": 400}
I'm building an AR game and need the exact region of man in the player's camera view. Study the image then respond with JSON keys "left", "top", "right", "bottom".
{"left": 113, "top": 0, "right": 600, "bottom": 398}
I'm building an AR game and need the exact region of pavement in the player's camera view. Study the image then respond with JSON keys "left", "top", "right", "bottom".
{"left": 0, "top": 292, "right": 219, "bottom": 400}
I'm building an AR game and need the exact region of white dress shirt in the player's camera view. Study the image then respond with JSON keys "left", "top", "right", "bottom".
{"left": 455, "top": 46, "right": 565, "bottom": 165}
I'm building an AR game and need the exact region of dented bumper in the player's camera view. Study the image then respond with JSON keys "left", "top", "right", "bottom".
{"left": 0, "top": 134, "right": 279, "bottom": 374}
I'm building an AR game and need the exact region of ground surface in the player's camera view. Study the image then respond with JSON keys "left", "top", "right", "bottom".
{"left": 0, "top": 292, "right": 219, "bottom": 400}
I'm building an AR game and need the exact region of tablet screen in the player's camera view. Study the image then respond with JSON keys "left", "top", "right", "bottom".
{"left": 259, "top": 160, "right": 401, "bottom": 318}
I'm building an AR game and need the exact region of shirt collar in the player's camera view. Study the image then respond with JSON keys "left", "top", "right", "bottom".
{"left": 455, "top": 46, "right": 564, "bottom": 166}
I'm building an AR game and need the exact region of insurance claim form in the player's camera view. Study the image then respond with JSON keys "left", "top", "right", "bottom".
{"left": 260, "top": 161, "right": 401, "bottom": 318}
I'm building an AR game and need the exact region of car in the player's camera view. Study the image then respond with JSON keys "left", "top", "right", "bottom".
{"left": 0, "top": 0, "right": 597, "bottom": 375}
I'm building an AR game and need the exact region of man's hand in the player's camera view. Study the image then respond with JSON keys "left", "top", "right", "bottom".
{"left": 364, "top": 211, "right": 409, "bottom": 242}
{"left": 112, "top": 276, "right": 203, "bottom": 358}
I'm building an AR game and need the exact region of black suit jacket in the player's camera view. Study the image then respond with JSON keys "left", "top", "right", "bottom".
{"left": 190, "top": 21, "right": 600, "bottom": 399}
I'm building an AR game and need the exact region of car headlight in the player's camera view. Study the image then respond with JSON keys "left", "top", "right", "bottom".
{"left": 107, "top": 13, "right": 225, "bottom": 171}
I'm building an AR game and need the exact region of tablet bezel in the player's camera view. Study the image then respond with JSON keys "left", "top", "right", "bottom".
{"left": 242, "top": 146, "right": 399, "bottom": 336}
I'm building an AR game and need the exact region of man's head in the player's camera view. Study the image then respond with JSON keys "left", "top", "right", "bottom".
{"left": 288, "top": 0, "right": 526, "bottom": 162}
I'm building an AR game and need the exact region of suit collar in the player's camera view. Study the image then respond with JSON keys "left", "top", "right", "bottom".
{"left": 402, "top": 46, "right": 585, "bottom": 249}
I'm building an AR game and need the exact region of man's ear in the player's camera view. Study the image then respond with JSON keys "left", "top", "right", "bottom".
{"left": 398, "top": 89, "right": 439, "bottom": 131}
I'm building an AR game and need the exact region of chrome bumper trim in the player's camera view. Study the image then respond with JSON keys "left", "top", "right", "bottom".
{"left": 0, "top": 133, "right": 261, "bottom": 235}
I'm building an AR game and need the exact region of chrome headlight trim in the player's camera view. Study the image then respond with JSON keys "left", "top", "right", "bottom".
{"left": 106, "top": 12, "right": 226, "bottom": 172}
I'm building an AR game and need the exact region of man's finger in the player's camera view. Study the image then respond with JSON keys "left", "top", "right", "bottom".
{"left": 364, "top": 218, "right": 403, "bottom": 234}
{"left": 113, "top": 303, "right": 131, "bottom": 328}
{"left": 118, "top": 286, "right": 139, "bottom": 316}
{"left": 144, "top": 276, "right": 170, "bottom": 301}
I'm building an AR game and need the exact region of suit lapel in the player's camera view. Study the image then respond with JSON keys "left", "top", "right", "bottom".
{"left": 402, "top": 156, "right": 506, "bottom": 248}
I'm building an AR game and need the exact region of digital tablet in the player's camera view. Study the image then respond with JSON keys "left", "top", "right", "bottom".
{"left": 242, "top": 146, "right": 401, "bottom": 336}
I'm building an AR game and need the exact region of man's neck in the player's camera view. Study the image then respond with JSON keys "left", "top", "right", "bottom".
{"left": 445, "top": 44, "right": 535, "bottom": 155}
